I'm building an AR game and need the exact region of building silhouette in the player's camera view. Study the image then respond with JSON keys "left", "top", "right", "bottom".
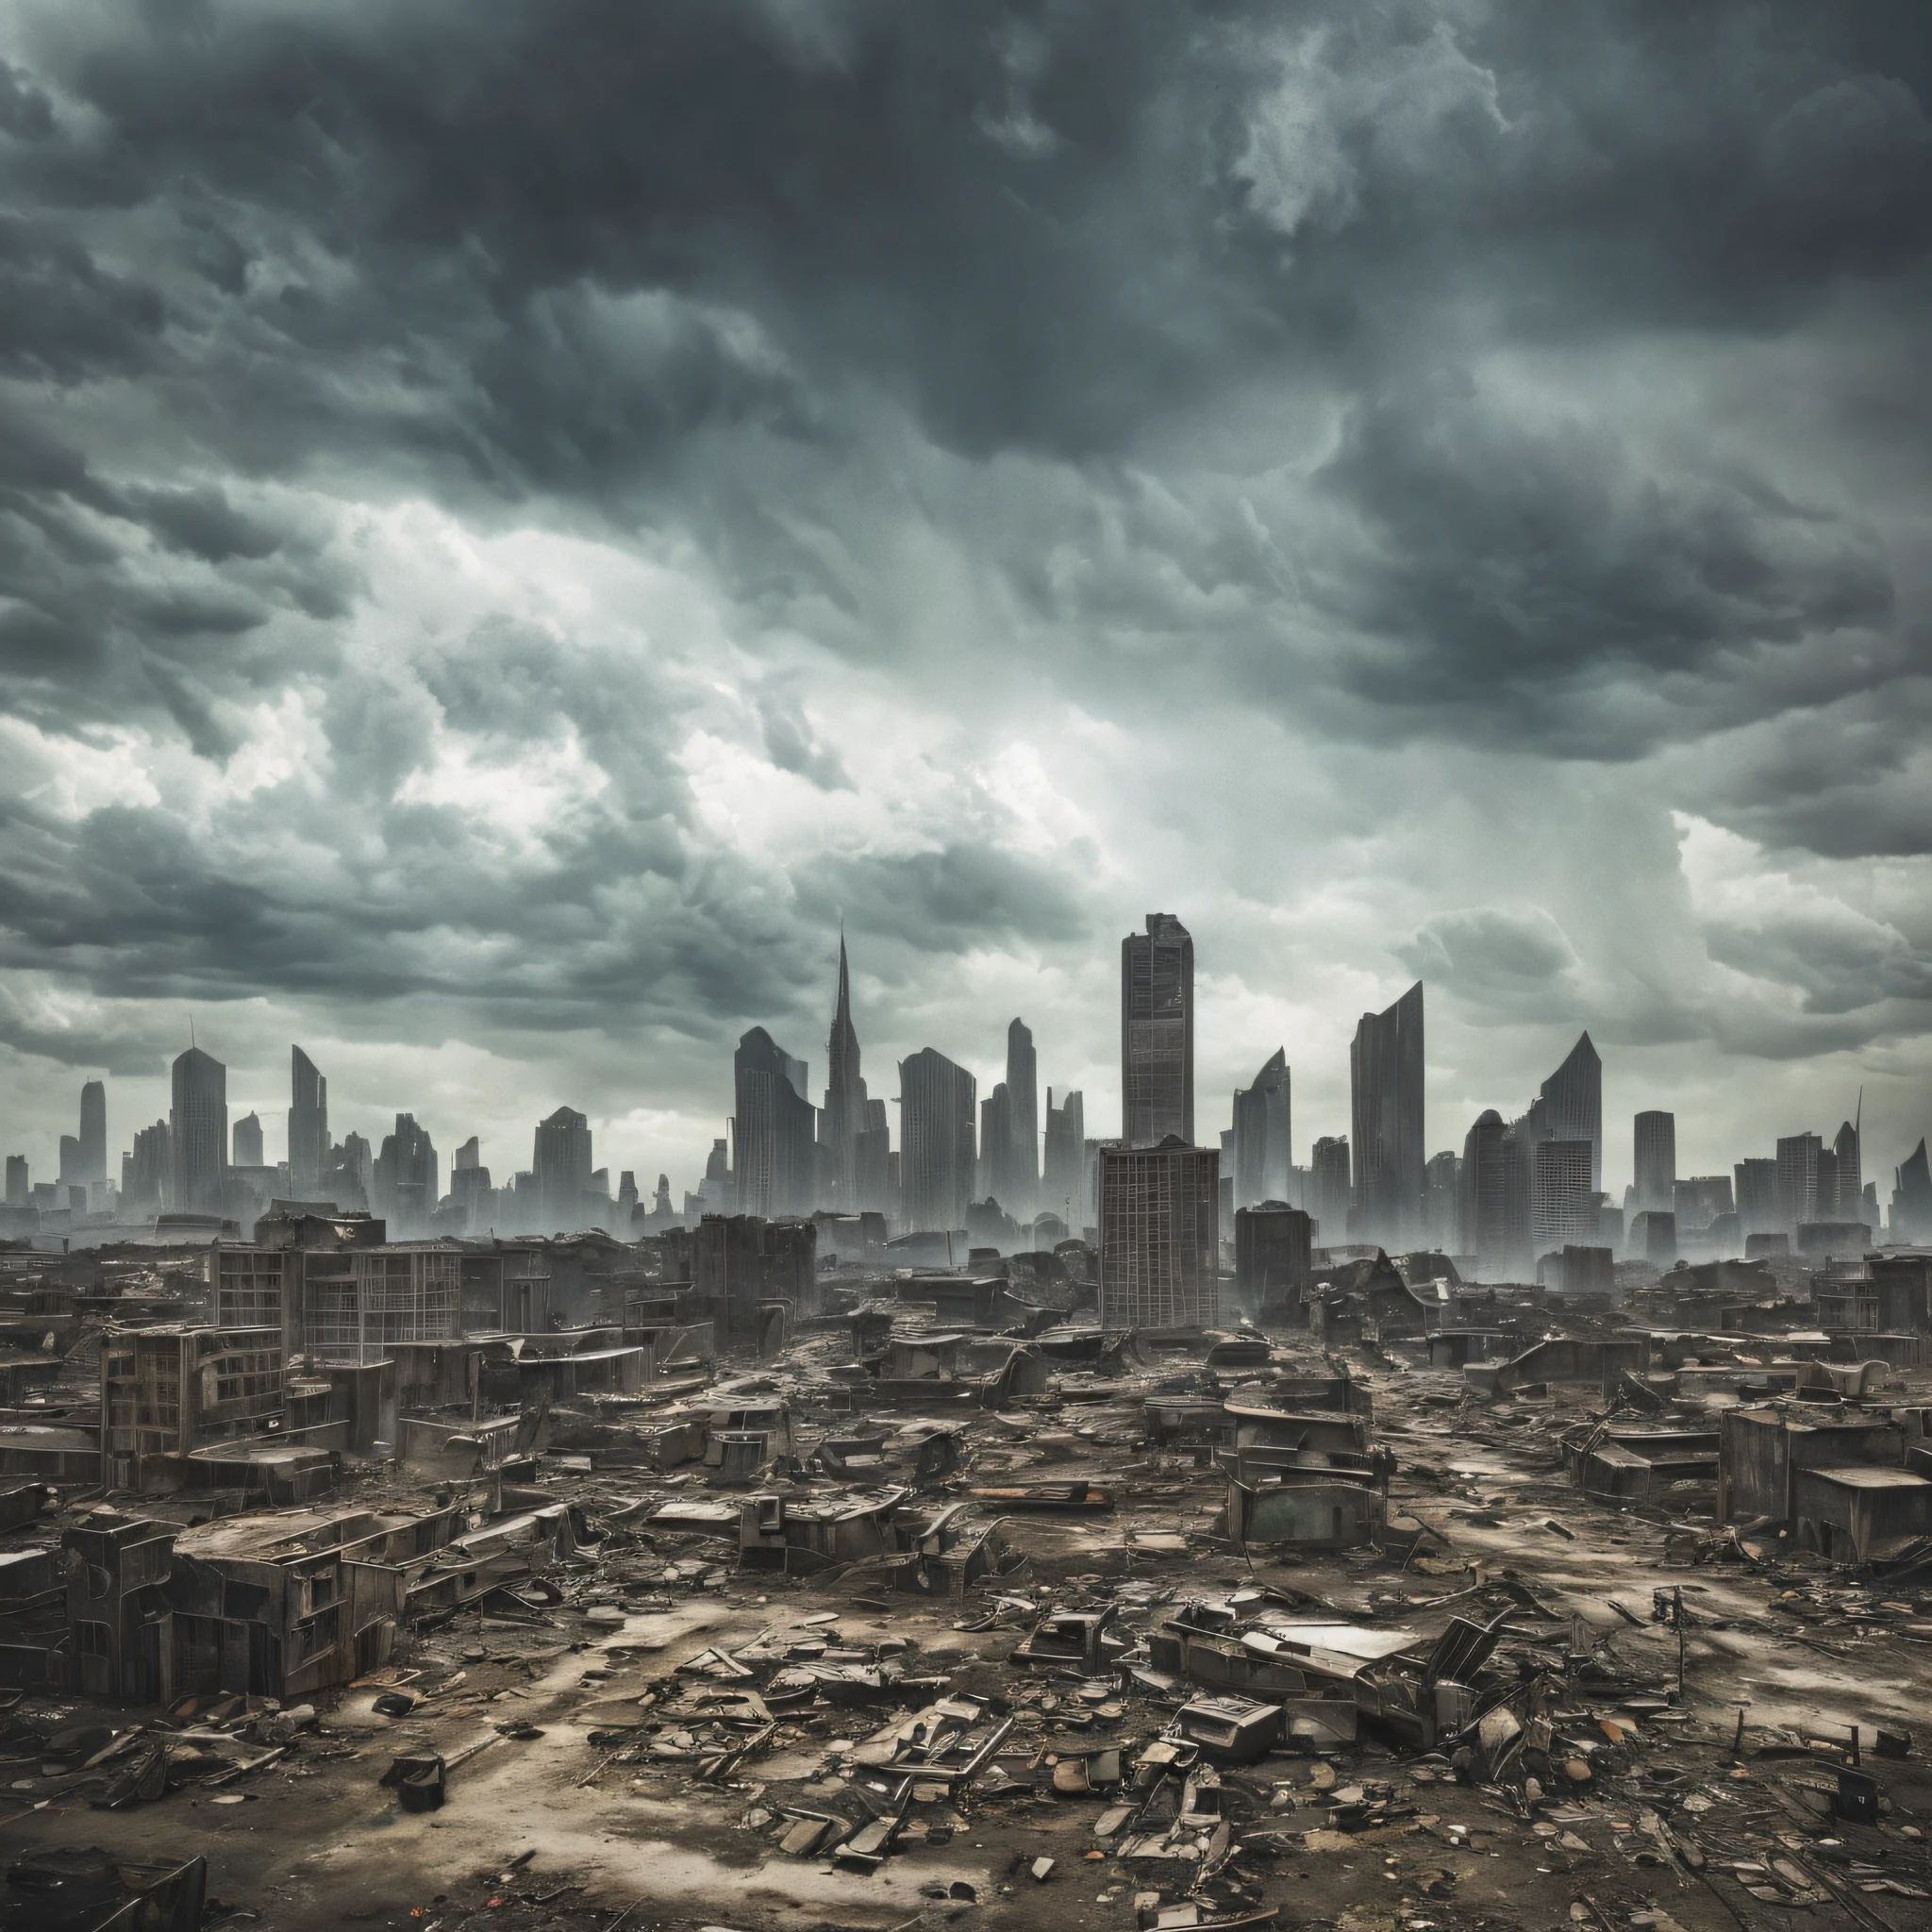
{"left": 1531, "top": 1139, "right": 1596, "bottom": 1260}
{"left": 232, "top": 1112, "right": 264, "bottom": 1167}
{"left": 1633, "top": 1110, "right": 1675, "bottom": 1214}
{"left": 1098, "top": 1136, "right": 1219, "bottom": 1329}
{"left": 1534, "top": 1033, "right": 1602, "bottom": 1193}
{"left": 169, "top": 1046, "right": 227, "bottom": 1216}
{"left": 1349, "top": 981, "right": 1424, "bottom": 1247}
{"left": 1832, "top": 1118, "right": 1861, "bottom": 1223}
{"left": 1309, "top": 1135, "right": 1351, "bottom": 1245}
{"left": 374, "top": 1114, "right": 437, "bottom": 1232}
{"left": 821, "top": 937, "right": 869, "bottom": 1212}
{"left": 1231, "top": 1048, "right": 1291, "bottom": 1211}
{"left": 1121, "top": 914, "right": 1193, "bottom": 1147}
{"left": 78, "top": 1080, "right": 106, "bottom": 1187}
{"left": 733, "top": 1027, "right": 815, "bottom": 1220}
{"left": 1424, "top": 1149, "right": 1459, "bottom": 1250}
{"left": 1735, "top": 1157, "right": 1779, "bottom": 1238}
{"left": 4, "top": 1156, "right": 26, "bottom": 1208}
{"left": 289, "top": 1047, "right": 327, "bottom": 1199}
{"left": 898, "top": 1047, "right": 976, "bottom": 1236}
{"left": 533, "top": 1107, "right": 592, "bottom": 1229}
{"left": 124, "top": 1123, "right": 169, "bottom": 1211}
{"left": 1892, "top": 1139, "right": 1932, "bottom": 1243}
{"left": 1004, "top": 1018, "right": 1039, "bottom": 1218}
{"left": 1043, "top": 1087, "right": 1087, "bottom": 1229}
{"left": 1459, "top": 1108, "right": 1516, "bottom": 1280}
{"left": 1775, "top": 1132, "right": 1824, "bottom": 1232}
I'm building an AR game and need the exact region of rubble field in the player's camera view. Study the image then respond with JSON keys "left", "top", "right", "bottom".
{"left": 8, "top": 1255, "right": 1932, "bottom": 1932}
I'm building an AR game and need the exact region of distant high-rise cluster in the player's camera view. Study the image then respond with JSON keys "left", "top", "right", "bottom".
{"left": 3, "top": 916, "right": 1926, "bottom": 1288}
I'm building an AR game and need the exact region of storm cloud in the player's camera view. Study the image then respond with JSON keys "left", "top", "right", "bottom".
{"left": 2, "top": 0, "right": 1931, "bottom": 1191}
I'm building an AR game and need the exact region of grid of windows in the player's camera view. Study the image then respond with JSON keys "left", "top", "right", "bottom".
{"left": 303, "top": 1249, "right": 460, "bottom": 1363}
{"left": 1098, "top": 1141, "right": 1219, "bottom": 1330}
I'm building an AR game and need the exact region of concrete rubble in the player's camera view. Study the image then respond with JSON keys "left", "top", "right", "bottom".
{"left": 6, "top": 1228, "right": 1932, "bottom": 1928}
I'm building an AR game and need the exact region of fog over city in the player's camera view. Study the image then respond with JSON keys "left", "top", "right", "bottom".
{"left": 4, "top": 3, "right": 1932, "bottom": 1201}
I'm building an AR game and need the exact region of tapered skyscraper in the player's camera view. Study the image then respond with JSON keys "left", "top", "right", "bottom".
{"left": 1537, "top": 1032, "right": 1602, "bottom": 1193}
{"left": 1633, "top": 1110, "right": 1675, "bottom": 1214}
{"left": 1350, "top": 981, "right": 1424, "bottom": 1247}
{"left": 1122, "top": 914, "right": 1193, "bottom": 1147}
{"left": 289, "top": 1047, "right": 328, "bottom": 1198}
{"left": 822, "top": 937, "right": 870, "bottom": 1210}
{"left": 1231, "top": 1048, "right": 1291, "bottom": 1210}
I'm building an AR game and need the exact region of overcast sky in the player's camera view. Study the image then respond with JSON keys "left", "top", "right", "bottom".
{"left": 3, "top": 2, "right": 1931, "bottom": 1202}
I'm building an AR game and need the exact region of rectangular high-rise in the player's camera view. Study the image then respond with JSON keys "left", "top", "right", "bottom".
{"left": 1736, "top": 1157, "right": 1780, "bottom": 1237}
{"left": 1776, "top": 1133, "right": 1824, "bottom": 1231}
{"left": 233, "top": 1111, "right": 264, "bottom": 1168}
{"left": 733, "top": 1027, "right": 815, "bottom": 1220}
{"left": 170, "top": 1046, "right": 228, "bottom": 1216}
{"left": 1537, "top": 1033, "right": 1602, "bottom": 1193}
{"left": 1349, "top": 981, "right": 1424, "bottom": 1248}
{"left": 1531, "top": 1139, "right": 1597, "bottom": 1258}
{"left": 1098, "top": 1138, "right": 1219, "bottom": 1329}
{"left": 1005, "top": 1018, "right": 1039, "bottom": 1218}
{"left": 533, "top": 1106, "right": 592, "bottom": 1230}
{"left": 898, "top": 1047, "right": 976, "bottom": 1236}
{"left": 289, "top": 1047, "right": 328, "bottom": 1199}
{"left": 1122, "top": 914, "right": 1193, "bottom": 1148}
{"left": 1309, "top": 1135, "right": 1351, "bottom": 1245}
{"left": 1633, "top": 1110, "right": 1675, "bottom": 1214}
{"left": 78, "top": 1080, "right": 107, "bottom": 1186}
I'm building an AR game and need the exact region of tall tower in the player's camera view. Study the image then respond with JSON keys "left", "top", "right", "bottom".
{"left": 289, "top": 1047, "right": 328, "bottom": 1198}
{"left": 1633, "top": 1110, "right": 1675, "bottom": 1214}
{"left": 823, "top": 937, "right": 867, "bottom": 1210}
{"left": 1350, "top": 982, "right": 1424, "bottom": 1248}
{"left": 1006, "top": 1018, "right": 1039, "bottom": 1217}
{"left": 1121, "top": 914, "right": 1193, "bottom": 1148}
{"left": 170, "top": 1045, "right": 227, "bottom": 1216}
{"left": 1539, "top": 1033, "right": 1603, "bottom": 1193}
{"left": 78, "top": 1081, "right": 107, "bottom": 1186}
{"left": 898, "top": 1048, "right": 976, "bottom": 1236}
{"left": 1231, "top": 1048, "right": 1291, "bottom": 1210}
{"left": 733, "top": 1027, "right": 814, "bottom": 1219}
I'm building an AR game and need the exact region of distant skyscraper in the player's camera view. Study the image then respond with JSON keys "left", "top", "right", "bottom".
{"left": 822, "top": 938, "right": 869, "bottom": 1211}
{"left": 374, "top": 1114, "right": 437, "bottom": 1231}
{"left": 1775, "top": 1132, "right": 1824, "bottom": 1231}
{"left": 1832, "top": 1117, "right": 1861, "bottom": 1223}
{"left": 4, "top": 1156, "right": 25, "bottom": 1208}
{"left": 734, "top": 1027, "right": 815, "bottom": 1219}
{"left": 125, "top": 1123, "right": 169, "bottom": 1211}
{"left": 1006, "top": 1018, "right": 1039, "bottom": 1217}
{"left": 1309, "top": 1135, "right": 1351, "bottom": 1244}
{"left": 979, "top": 1083, "right": 1014, "bottom": 1205}
{"left": 58, "top": 1135, "right": 81, "bottom": 1187}
{"left": 1350, "top": 981, "right": 1424, "bottom": 1247}
{"left": 78, "top": 1081, "right": 106, "bottom": 1186}
{"left": 1043, "top": 1087, "right": 1087, "bottom": 1227}
{"left": 1893, "top": 1140, "right": 1932, "bottom": 1244}
{"left": 1735, "top": 1157, "right": 1779, "bottom": 1237}
{"left": 1098, "top": 1137, "right": 1219, "bottom": 1329}
{"left": 898, "top": 1047, "right": 976, "bottom": 1236}
{"left": 1122, "top": 914, "right": 1193, "bottom": 1147}
{"left": 1423, "top": 1149, "right": 1459, "bottom": 1250}
{"left": 533, "top": 1107, "right": 592, "bottom": 1229}
{"left": 1536, "top": 1033, "right": 1602, "bottom": 1193}
{"left": 1231, "top": 1049, "right": 1291, "bottom": 1211}
{"left": 232, "top": 1112, "right": 264, "bottom": 1167}
{"left": 1633, "top": 1110, "right": 1675, "bottom": 1214}
{"left": 289, "top": 1047, "right": 328, "bottom": 1198}
{"left": 169, "top": 1045, "right": 227, "bottom": 1215}
{"left": 1531, "top": 1139, "right": 1596, "bottom": 1258}
{"left": 1459, "top": 1109, "right": 1515, "bottom": 1280}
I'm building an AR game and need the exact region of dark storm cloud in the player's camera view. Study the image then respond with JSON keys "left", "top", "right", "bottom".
{"left": 3, "top": 0, "right": 1932, "bottom": 1146}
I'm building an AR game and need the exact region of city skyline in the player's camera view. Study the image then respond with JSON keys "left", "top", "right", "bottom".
{"left": 3, "top": 924, "right": 1918, "bottom": 1243}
